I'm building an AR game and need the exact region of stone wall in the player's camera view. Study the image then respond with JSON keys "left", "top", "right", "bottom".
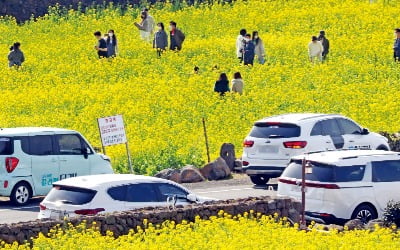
{"left": 0, "top": 196, "right": 301, "bottom": 244}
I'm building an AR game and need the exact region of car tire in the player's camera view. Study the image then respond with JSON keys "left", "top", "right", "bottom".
{"left": 10, "top": 182, "right": 31, "bottom": 206}
{"left": 250, "top": 175, "right": 270, "bottom": 185}
{"left": 376, "top": 145, "right": 389, "bottom": 151}
{"left": 351, "top": 204, "right": 377, "bottom": 224}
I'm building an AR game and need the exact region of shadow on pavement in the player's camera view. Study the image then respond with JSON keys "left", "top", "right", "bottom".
{"left": 253, "top": 184, "right": 278, "bottom": 191}
{"left": 0, "top": 197, "right": 44, "bottom": 211}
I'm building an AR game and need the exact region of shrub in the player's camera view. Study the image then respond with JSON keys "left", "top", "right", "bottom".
{"left": 383, "top": 200, "right": 400, "bottom": 227}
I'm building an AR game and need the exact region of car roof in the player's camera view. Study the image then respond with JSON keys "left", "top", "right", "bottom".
{"left": 256, "top": 113, "right": 342, "bottom": 124}
{"left": 0, "top": 127, "right": 75, "bottom": 136}
{"left": 53, "top": 174, "right": 181, "bottom": 190}
{"left": 292, "top": 150, "right": 400, "bottom": 165}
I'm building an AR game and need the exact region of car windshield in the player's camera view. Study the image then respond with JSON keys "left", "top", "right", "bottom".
{"left": 45, "top": 185, "right": 97, "bottom": 205}
{"left": 0, "top": 137, "right": 12, "bottom": 155}
{"left": 249, "top": 123, "right": 300, "bottom": 138}
{"left": 282, "top": 161, "right": 366, "bottom": 182}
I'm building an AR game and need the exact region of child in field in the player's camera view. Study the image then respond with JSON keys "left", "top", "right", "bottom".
{"left": 8, "top": 42, "right": 25, "bottom": 68}
{"left": 308, "top": 36, "right": 323, "bottom": 63}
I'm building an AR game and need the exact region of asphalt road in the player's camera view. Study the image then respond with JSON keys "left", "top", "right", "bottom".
{"left": 0, "top": 177, "right": 277, "bottom": 225}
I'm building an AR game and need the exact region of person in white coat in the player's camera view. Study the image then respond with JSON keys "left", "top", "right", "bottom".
{"left": 236, "top": 29, "right": 247, "bottom": 63}
{"left": 308, "top": 36, "right": 324, "bottom": 63}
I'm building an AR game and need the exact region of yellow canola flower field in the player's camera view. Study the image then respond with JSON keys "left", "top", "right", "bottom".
{"left": 2, "top": 212, "right": 400, "bottom": 249}
{"left": 1, "top": 0, "right": 400, "bottom": 174}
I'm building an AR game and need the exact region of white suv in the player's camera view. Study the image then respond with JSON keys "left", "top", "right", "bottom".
{"left": 242, "top": 113, "right": 389, "bottom": 185}
{"left": 0, "top": 127, "right": 113, "bottom": 206}
{"left": 278, "top": 150, "right": 400, "bottom": 224}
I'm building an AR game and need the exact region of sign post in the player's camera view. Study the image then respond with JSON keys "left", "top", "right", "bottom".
{"left": 97, "top": 114, "right": 133, "bottom": 173}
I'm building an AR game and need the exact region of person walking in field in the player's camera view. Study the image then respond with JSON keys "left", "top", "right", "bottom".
{"left": 169, "top": 21, "right": 185, "bottom": 51}
{"left": 8, "top": 42, "right": 25, "bottom": 68}
{"left": 134, "top": 11, "right": 151, "bottom": 42}
{"left": 94, "top": 31, "right": 108, "bottom": 58}
{"left": 143, "top": 8, "right": 155, "bottom": 35}
{"left": 393, "top": 28, "right": 400, "bottom": 62}
{"left": 318, "top": 30, "right": 329, "bottom": 61}
{"left": 236, "top": 29, "right": 247, "bottom": 63}
{"left": 252, "top": 31, "right": 266, "bottom": 64}
{"left": 153, "top": 22, "right": 168, "bottom": 57}
{"left": 106, "top": 30, "right": 118, "bottom": 57}
{"left": 231, "top": 72, "right": 244, "bottom": 95}
{"left": 308, "top": 36, "right": 323, "bottom": 63}
{"left": 243, "top": 34, "right": 255, "bottom": 66}
{"left": 214, "top": 73, "right": 230, "bottom": 96}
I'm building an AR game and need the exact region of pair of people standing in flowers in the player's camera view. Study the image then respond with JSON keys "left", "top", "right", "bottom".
{"left": 308, "top": 30, "right": 329, "bottom": 63}
{"left": 94, "top": 30, "right": 118, "bottom": 58}
{"left": 236, "top": 29, "right": 266, "bottom": 65}
{"left": 153, "top": 21, "right": 185, "bottom": 57}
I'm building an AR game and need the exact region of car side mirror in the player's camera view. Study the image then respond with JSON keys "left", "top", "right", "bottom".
{"left": 186, "top": 193, "right": 197, "bottom": 202}
{"left": 361, "top": 128, "right": 369, "bottom": 135}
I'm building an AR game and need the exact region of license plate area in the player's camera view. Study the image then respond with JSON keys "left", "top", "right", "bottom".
{"left": 258, "top": 145, "right": 279, "bottom": 154}
{"left": 49, "top": 210, "right": 67, "bottom": 220}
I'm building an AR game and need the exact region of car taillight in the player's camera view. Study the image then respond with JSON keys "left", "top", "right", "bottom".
{"left": 283, "top": 141, "right": 307, "bottom": 149}
{"left": 278, "top": 178, "right": 340, "bottom": 189}
{"left": 243, "top": 140, "right": 254, "bottom": 147}
{"left": 39, "top": 204, "right": 46, "bottom": 211}
{"left": 74, "top": 208, "right": 105, "bottom": 215}
{"left": 4, "top": 181, "right": 8, "bottom": 188}
{"left": 242, "top": 161, "right": 249, "bottom": 166}
{"left": 5, "top": 157, "right": 19, "bottom": 173}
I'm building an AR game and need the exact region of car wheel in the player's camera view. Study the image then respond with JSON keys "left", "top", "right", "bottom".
{"left": 351, "top": 204, "right": 377, "bottom": 224}
{"left": 376, "top": 145, "right": 389, "bottom": 151}
{"left": 10, "top": 182, "right": 31, "bottom": 206}
{"left": 250, "top": 175, "right": 269, "bottom": 185}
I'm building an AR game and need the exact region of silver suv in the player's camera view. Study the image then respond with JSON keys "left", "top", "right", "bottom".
{"left": 241, "top": 113, "right": 390, "bottom": 185}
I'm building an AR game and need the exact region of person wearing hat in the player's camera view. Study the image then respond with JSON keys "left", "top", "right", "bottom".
{"left": 318, "top": 30, "right": 329, "bottom": 61}
{"left": 308, "top": 36, "right": 323, "bottom": 63}
{"left": 393, "top": 28, "right": 400, "bottom": 62}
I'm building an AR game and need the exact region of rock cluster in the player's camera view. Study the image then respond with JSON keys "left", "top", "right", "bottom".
{"left": 0, "top": 196, "right": 301, "bottom": 244}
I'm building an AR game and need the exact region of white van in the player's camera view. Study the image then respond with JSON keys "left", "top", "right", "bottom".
{"left": 0, "top": 127, "right": 113, "bottom": 205}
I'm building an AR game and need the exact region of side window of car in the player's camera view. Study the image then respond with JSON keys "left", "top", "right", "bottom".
{"left": 321, "top": 119, "right": 341, "bottom": 136}
{"left": 56, "top": 134, "right": 84, "bottom": 155}
{"left": 372, "top": 161, "right": 400, "bottom": 182}
{"left": 126, "top": 183, "right": 159, "bottom": 202}
{"left": 27, "top": 135, "right": 54, "bottom": 155}
{"left": 310, "top": 122, "right": 322, "bottom": 136}
{"left": 107, "top": 185, "right": 127, "bottom": 201}
{"left": 156, "top": 183, "right": 188, "bottom": 201}
{"left": 337, "top": 118, "right": 362, "bottom": 135}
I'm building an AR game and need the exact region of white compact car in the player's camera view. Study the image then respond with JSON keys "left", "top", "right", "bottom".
{"left": 278, "top": 150, "right": 400, "bottom": 224}
{"left": 38, "top": 174, "right": 215, "bottom": 220}
{"left": 0, "top": 127, "right": 113, "bottom": 206}
{"left": 242, "top": 113, "right": 389, "bottom": 185}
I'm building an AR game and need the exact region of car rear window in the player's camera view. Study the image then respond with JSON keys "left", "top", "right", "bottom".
{"left": 249, "top": 123, "right": 301, "bottom": 138}
{"left": 45, "top": 185, "right": 97, "bottom": 205}
{"left": 282, "top": 161, "right": 366, "bottom": 182}
{"left": 0, "top": 137, "right": 13, "bottom": 155}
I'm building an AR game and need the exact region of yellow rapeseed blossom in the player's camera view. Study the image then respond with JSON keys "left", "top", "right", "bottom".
{"left": 0, "top": 0, "right": 399, "bottom": 174}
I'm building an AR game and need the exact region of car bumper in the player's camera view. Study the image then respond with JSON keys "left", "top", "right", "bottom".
{"left": 305, "top": 211, "right": 348, "bottom": 225}
{"left": 0, "top": 178, "right": 15, "bottom": 197}
{"left": 243, "top": 166, "right": 286, "bottom": 177}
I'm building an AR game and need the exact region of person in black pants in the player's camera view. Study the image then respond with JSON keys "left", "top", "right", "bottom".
{"left": 94, "top": 31, "right": 108, "bottom": 58}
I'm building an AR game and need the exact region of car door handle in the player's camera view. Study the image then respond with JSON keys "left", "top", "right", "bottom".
{"left": 349, "top": 140, "right": 355, "bottom": 143}
{"left": 59, "top": 159, "right": 67, "bottom": 162}
{"left": 326, "top": 141, "right": 331, "bottom": 143}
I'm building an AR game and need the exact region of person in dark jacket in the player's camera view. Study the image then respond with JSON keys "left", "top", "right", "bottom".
{"left": 106, "top": 30, "right": 118, "bottom": 57}
{"left": 214, "top": 73, "right": 230, "bottom": 96}
{"left": 169, "top": 21, "right": 185, "bottom": 51}
{"left": 8, "top": 42, "right": 25, "bottom": 68}
{"left": 318, "top": 30, "right": 330, "bottom": 61}
{"left": 243, "top": 34, "right": 255, "bottom": 66}
{"left": 94, "top": 31, "right": 108, "bottom": 58}
{"left": 394, "top": 28, "right": 400, "bottom": 62}
{"left": 153, "top": 22, "right": 168, "bottom": 57}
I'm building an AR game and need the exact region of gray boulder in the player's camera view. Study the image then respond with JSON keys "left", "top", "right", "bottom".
{"left": 180, "top": 165, "right": 205, "bottom": 183}
{"left": 154, "top": 168, "right": 181, "bottom": 183}
{"left": 220, "top": 143, "right": 236, "bottom": 170}
{"left": 200, "top": 157, "right": 231, "bottom": 181}
{"left": 344, "top": 219, "right": 364, "bottom": 230}
{"left": 365, "top": 219, "right": 385, "bottom": 231}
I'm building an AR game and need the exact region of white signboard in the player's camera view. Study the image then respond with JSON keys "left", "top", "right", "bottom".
{"left": 97, "top": 115, "right": 127, "bottom": 146}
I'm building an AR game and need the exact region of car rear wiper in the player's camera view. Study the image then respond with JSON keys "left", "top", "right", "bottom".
{"left": 58, "top": 200, "right": 75, "bottom": 204}
{"left": 268, "top": 135, "right": 284, "bottom": 138}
